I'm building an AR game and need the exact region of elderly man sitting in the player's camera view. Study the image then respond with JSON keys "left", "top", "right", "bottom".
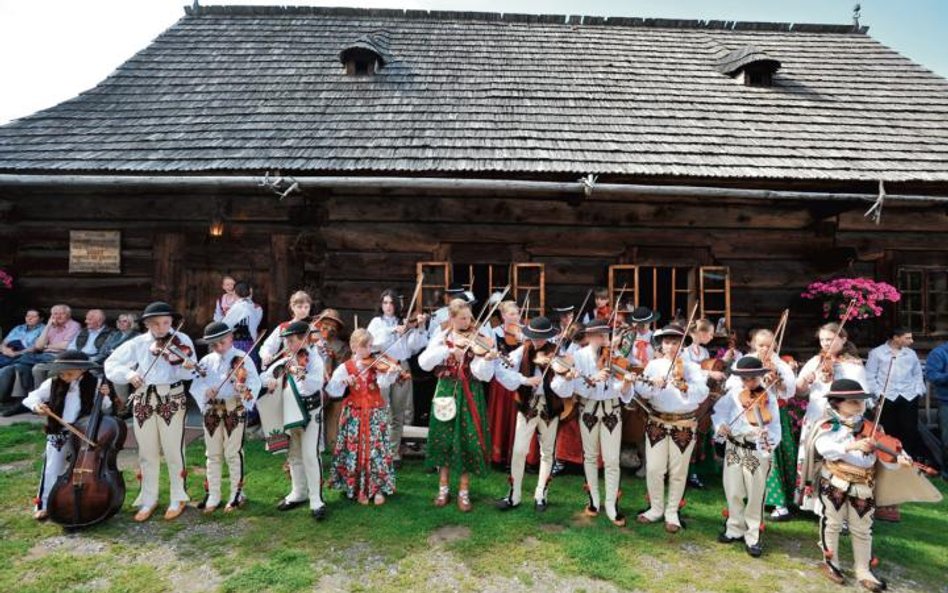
{"left": 0, "top": 304, "right": 80, "bottom": 416}
{"left": 0, "top": 309, "right": 45, "bottom": 368}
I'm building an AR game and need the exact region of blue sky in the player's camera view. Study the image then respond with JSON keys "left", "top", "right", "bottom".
{"left": 0, "top": 0, "right": 945, "bottom": 124}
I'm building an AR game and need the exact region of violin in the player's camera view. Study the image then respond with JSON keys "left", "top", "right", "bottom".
{"left": 701, "top": 358, "right": 727, "bottom": 397}
{"left": 361, "top": 354, "right": 411, "bottom": 381}
{"left": 450, "top": 329, "right": 513, "bottom": 366}
{"left": 672, "top": 357, "right": 689, "bottom": 393}
{"left": 272, "top": 346, "right": 310, "bottom": 381}
{"left": 740, "top": 386, "right": 773, "bottom": 426}
{"left": 151, "top": 334, "right": 205, "bottom": 377}
{"left": 503, "top": 322, "right": 523, "bottom": 347}
{"left": 47, "top": 380, "right": 127, "bottom": 528}
{"left": 819, "top": 352, "right": 838, "bottom": 383}
{"left": 857, "top": 420, "right": 939, "bottom": 476}
{"left": 230, "top": 355, "right": 249, "bottom": 396}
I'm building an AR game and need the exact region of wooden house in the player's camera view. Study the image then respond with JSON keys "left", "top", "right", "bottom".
{"left": 1, "top": 5, "right": 947, "bottom": 359}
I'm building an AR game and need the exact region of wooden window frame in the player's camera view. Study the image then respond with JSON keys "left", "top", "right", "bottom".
{"left": 896, "top": 265, "right": 948, "bottom": 338}
{"left": 512, "top": 263, "right": 545, "bottom": 317}
{"left": 416, "top": 261, "right": 450, "bottom": 315}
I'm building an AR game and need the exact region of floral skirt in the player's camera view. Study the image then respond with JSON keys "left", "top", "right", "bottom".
{"left": 765, "top": 406, "right": 798, "bottom": 508}
{"left": 426, "top": 377, "right": 491, "bottom": 476}
{"left": 330, "top": 402, "right": 396, "bottom": 499}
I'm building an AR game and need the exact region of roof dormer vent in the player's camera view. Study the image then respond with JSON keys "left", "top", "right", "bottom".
{"left": 716, "top": 46, "right": 781, "bottom": 87}
{"left": 339, "top": 31, "right": 391, "bottom": 77}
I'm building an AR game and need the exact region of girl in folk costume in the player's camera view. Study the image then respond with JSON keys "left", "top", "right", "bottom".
{"left": 260, "top": 290, "right": 313, "bottom": 369}
{"left": 326, "top": 329, "right": 400, "bottom": 505}
{"left": 190, "top": 322, "right": 261, "bottom": 514}
{"left": 712, "top": 356, "right": 781, "bottom": 558}
{"left": 418, "top": 298, "right": 498, "bottom": 512}
{"left": 494, "top": 317, "right": 574, "bottom": 511}
{"left": 486, "top": 300, "right": 522, "bottom": 467}
{"left": 25, "top": 351, "right": 112, "bottom": 520}
{"left": 315, "top": 308, "right": 351, "bottom": 452}
{"left": 105, "top": 302, "right": 200, "bottom": 522}
{"left": 794, "top": 322, "right": 867, "bottom": 511}
{"left": 550, "top": 304, "right": 589, "bottom": 474}
{"left": 805, "top": 379, "right": 914, "bottom": 592}
{"left": 573, "top": 319, "right": 637, "bottom": 527}
{"left": 728, "top": 329, "right": 798, "bottom": 521}
{"left": 366, "top": 289, "right": 427, "bottom": 467}
{"left": 260, "top": 321, "right": 328, "bottom": 520}
{"left": 221, "top": 281, "right": 263, "bottom": 362}
{"left": 213, "top": 275, "right": 238, "bottom": 322}
{"left": 581, "top": 287, "right": 611, "bottom": 325}
{"left": 634, "top": 324, "right": 710, "bottom": 533}
{"left": 681, "top": 318, "right": 727, "bottom": 490}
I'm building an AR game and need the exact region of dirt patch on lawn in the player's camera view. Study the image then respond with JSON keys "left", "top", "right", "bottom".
{"left": 427, "top": 524, "right": 471, "bottom": 546}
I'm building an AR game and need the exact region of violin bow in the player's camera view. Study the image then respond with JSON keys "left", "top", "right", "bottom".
{"left": 519, "top": 289, "right": 532, "bottom": 325}
{"left": 459, "top": 284, "right": 510, "bottom": 358}
{"left": 40, "top": 407, "right": 97, "bottom": 447}
{"left": 663, "top": 301, "right": 700, "bottom": 383}
{"left": 773, "top": 309, "right": 790, "bottom": 357}
{"left": 403, "top": 274, "right": 424, "bottom": 326}
{"left": 139, "top": 320, "right": 186, "bottom": 384}
{"left": 212, "top": 332, "right": 267, "bottom": 393}
{"left": 605, "top": 284, "right": 628, "bottom": 363}
{"left": 868, "top": 350, "right": 898, "bottom": 442}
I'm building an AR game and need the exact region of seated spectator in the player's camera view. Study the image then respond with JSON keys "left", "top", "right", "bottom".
{"left": 0, "top": 309, "right": 45, "bottom": 368}
{"left": 98, "top": 312, "right": 140, "bottom": 418}
{"left": 0, "top": 304, "right": 80, "bottom": 416}
{"left": 98, "top": 312, "right": 140, "bottom": 363}
{"left": 67, "top": 309, "right": 113, "bottom": 359}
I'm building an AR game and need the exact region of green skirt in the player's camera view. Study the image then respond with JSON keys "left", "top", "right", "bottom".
{"left": 425, "top": 377, "right": 491, "bottom": 477}
{"left": 764, "top": 406, "right": 797, "bottom": 508}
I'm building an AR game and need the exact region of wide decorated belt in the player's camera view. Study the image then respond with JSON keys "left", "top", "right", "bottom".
{"left": 825, "top": 460, "right": 875, "bottom": 485}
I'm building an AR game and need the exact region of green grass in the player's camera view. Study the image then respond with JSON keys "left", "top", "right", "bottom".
{"left": 0, "top": 421, "right": 946, "bottom": 592}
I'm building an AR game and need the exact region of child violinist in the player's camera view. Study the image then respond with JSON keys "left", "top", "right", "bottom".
{"left": 494, "top": 316, "right": 573, "bottom": 511}
{"left": 634, "top": 323, "right": 709, "bottom": 533}
{"left": 260, "top": 321, "right": 327, "bottom": 520}
{"left": 260, "top": 290, "right": 313, "bottom": 369}
{"left": 418, "top": 298, "right": 497, "bottom": 512}
{"left": 190, "top": 322, "right": 261, "bottom": 514}
{"left": 487, "top": 300, "right": 522, "bottom": 468}
{"left": 712, "top": 356, "right": 781, "bottom": 558}
{"left": 105, "top": 301, "right": 200, "bottom": 522}
{"left": 730, "top": 329, "right": 798, "bottom": 521}
{"left": 326, "top": 329, "right": 401, "bottom": 505}
{"left": 572, "top": 319, "right": 637, "bottom": 527}
{"left": 25, "top": 350, "right": 111, "bottom": 520}
{"left": 805, "top": 379, "right": 912, "bottom": 592}
{"left": 794, "top": 322, "right": 866, "bottom": 511}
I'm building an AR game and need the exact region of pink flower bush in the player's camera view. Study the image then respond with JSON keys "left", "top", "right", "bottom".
{"left": 0, "top": 268, "right": 13, "bottom": 290}
{"left": 801, "top": 277, "right": 900, "bottom": 320}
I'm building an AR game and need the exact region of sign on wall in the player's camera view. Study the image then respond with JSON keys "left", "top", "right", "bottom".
{"left": 69, "top": 230, "right": 121, "bottom": 274}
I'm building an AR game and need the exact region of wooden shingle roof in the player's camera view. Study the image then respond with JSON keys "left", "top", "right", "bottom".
{"left": 1, "top": 5, "right": 947, "bottom": 182}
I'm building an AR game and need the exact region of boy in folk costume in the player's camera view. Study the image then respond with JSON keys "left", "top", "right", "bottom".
{"left": 712, "top": 356, "right": 781, "bottom": 558}
{"left": 190, "top": 322, "right": 261, "bottom": 514}
{"left": 581, "top": 287, "right": 611, "bottom": 325}
{"left": 494, "top": 317, "right": 574, "bottom": 512}
{"left": 729, "top": 329, "right": 798, "bottom": 521}
{"left": 620, "top": 306, "right": 659, "bottom": 479}
{"left": 25, "top": 351, "right": 112, "bottom": 521}
{"left": 325, "top": 329, "right": 400, "bottom": 505}
{"left": 105, "top": 301, "right": 199, "bottom": 522}
{"left": 573, "top": 319, "right": 636, "bottom": 527}
{"left": 634, "top": 323, "right": 710, "bottom": 533}
{"left": 418, "top": 298, "right": 497, "bottom": 512}
{"left": 805, "top": 379, "right": 915, "bottom": 592}
{"left": 260, "top": 321, "right": 328, "bottom": 520}
{"left": 367, "top": 290, "right": 427, "bottom": 467}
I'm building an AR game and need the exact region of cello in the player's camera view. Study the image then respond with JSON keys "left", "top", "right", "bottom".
{"left": 47, "top": 379, "right": 127, "bottom": 529}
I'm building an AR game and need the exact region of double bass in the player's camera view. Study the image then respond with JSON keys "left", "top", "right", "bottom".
{"left": 47, "top": 380, "right": 127, "bottom": 529}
